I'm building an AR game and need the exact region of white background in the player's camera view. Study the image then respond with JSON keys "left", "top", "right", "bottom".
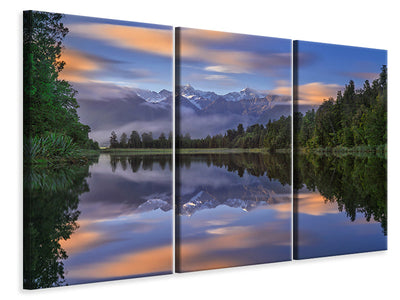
{"left": 2, "top": 0, "right": 399, "bottom": 299}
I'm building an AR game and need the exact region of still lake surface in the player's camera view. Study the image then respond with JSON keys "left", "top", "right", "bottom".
{"left": 24, "top": 151, "right": 386, "bottom": 287}
{"left": 24, "top": 154, "right": 173, "bottom": 288}
{"left": 176, "top": 153, "right": 292, "bottom": 272}
{"left": 294, "top": 153, "right": 387, "bottom": 259}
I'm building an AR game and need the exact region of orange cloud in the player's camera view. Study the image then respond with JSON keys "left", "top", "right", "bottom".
{"left": 295, "top": 192, "right": 338, "bottom": 216}
{"left": 271, "top": 85, "right": 292, "bottom": 96}
{"left": 67, "top": 245, "right": 172, "bottom": 279}
{"left": 58, "top": 48, "right": 101, "bottom": 82}
{"left": 59, "top": 230, "right": 101, "bottom": 255}
{"left": 178, "top": 28, "right": 290, "bottom": 75}
{"left": 270, "top": 79, "right": 292, "bottom": 96}
{"left": 180, "top": 28, "right": 236, "bottom": 41}
{"left": 181, "top": 44, "right": 251, "bottom": 73}
{"left": 69, "top": 23, "right": 172, "bottom": 57}
{"left": 296, "top": 82, "right": 342, "bottom": 105}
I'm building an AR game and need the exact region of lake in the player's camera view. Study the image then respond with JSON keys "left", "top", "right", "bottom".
{"left": 176, "top": 153, "right": 292, "bottom": 272}
{"left": 24, "top": 151, "right": 386, "bottom": 287}
{"left": 294, "top": 153, "right": 387, "bottom": 259}
{"left": 24, "top": 154, "right": 173, "bottom": 288}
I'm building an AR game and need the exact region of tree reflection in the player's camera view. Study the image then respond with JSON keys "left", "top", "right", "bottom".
{"left": 23, "top": 157, "right": 98, "bottom": 289}
{"left": 109, "top": 154, "right": 172, "bottom": 173}
{"left": 294, "top": 153, "right": 387, "bottom": 235}
{"left": 177, "top": 153, "right": 291, "bottom": 185}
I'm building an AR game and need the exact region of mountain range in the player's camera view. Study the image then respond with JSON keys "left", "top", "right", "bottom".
{"left": 77, "top": 85, "right": 293, "bottom": 144}
{"left": 178, "top": 84, "right": 290, "bottom": 114}
{"left": 177, "top": 85, "right": 291, "bottom": 138}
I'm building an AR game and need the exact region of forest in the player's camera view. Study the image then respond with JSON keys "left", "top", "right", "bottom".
{"left": 23, "top": 11, "right": 98, "bottom": 164}
{"left": 108, "top": 116, "right": 291, "bottom": 150}
{"left": 295, "top": 66, "right": 387, "bottom": 152}
{"left": 177, "top": 117, "right": 291, "bottom": 150}
{"left": 109, "top": 130, "right": 173, "bottom": 149}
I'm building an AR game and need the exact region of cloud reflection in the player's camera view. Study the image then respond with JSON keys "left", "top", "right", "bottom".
{"left": 66, "top": 245, "right": 172, "bottom": 279}
{"left": 295, "top": 191, "right": 339, "bottom": 216}
{"left": 178, "top": 210, "right": 290, "bottom": 272}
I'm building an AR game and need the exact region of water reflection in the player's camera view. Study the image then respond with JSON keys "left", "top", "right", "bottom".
{"left": 294, "top": 153, "right": 387, "bottom": 259}
{"left": 176, "top": 153, "right": 292, "bottom": 272}
{"left": 23, "top": 158, "right": 96, "bottom": 289}
{"left": 24, "top": 154, "right": 173, "bottom": 288}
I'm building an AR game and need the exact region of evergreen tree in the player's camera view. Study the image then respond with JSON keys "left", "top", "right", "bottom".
{"left": 295, "top": 66, "right": 387, "bottom": 149}
{"left": 109, "top": 131, "right": 118, "bottom": 148}
{"left": 142, "top": 132, "right": 153, "bottom": 148}
{"left": 119, "top": 132, "right": 128, "bottom": 148}
{"left": 23, "top": 11, "right": 92, "bottom": 147}
{"left": 128, "top": 131, "right": 142, "bottom": 148}
{"left": 158, "top": 132, "right": 167, "bottom": 148}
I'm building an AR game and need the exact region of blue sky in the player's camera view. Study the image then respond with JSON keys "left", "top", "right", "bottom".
{"left": 60, "top": 13, "right": 173, "bottom": 98}
{"left": 58, "top": 15, "right": 387, "bottom": 104}
{"left": 295, "top": 41, "right": 387, "bottom": 105}
{"left": 178, "top": 28, "right": 292, "bottom": 95}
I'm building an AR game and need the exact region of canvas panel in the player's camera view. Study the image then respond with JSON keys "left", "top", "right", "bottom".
{"left": 23, "top": 11, "right": 173, "bottom": 288}
{"left": 175, "top": 28, "right": 292, "bottom": 272}
{"left": 293, "top": 40, "right": 387, "bottom": 259}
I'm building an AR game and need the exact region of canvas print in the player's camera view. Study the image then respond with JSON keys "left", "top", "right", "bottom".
{"left": 175, "top": 28, "right": 292, "bottom": 272}
{"left": 23, "top": 11, "right": 173, "bottom": 288}
{"left": 293, "top": 41, "right": 387, "bottom": 259}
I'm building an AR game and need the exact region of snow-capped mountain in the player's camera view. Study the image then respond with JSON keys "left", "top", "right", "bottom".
{"left": 78, "top": 83, "right": 291, "bottom": 144}
{"left": 179, "top": 85, "right": 270, "bottom": 104}
{"left": 180, "top": 84, "right": 220, "bottom": 109}
{"left": 133, "top": 88, "right": 172, "bottom": 103}
{"left": 177, "top": 85, "right": 290, "bottom": 112}
{"left": 176, "top": 85, "right": 291, "bottom": 138}
{"left": 224, "top": 87, "right": 268, "bottom": 101}
{"left": 78, "top": 88, "right": 172, "bottom": 145}
{"left": 136, "top": 198, "right": 172, "bottom": 213}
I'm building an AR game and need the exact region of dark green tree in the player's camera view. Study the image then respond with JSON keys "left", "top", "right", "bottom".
{"left": 237, "top": 124, "right": 244, "bottom": 136}
{"left": 128, "top": 131, "right": 142, "bottom": 148}
{"left": 168, "top": 131, "right": 173, "bottom": 148}
{"left": 23, "top": 11, "right": 93, "bottom": 148}
{"left": 109, "top": 131, "right": 118, "bottom": 148}
{"left": 142, "top": 132, "right": 154, "bottom": 148}
{"left": 119, "top": 132, "right": 128, "bottom": 148}
{"left": 158, "top": 132, "right": 167, "bottom": 148}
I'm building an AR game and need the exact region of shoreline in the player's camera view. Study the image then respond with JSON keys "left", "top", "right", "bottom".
{"left": 99, "top": 148, "right": 291, "bottom": 155}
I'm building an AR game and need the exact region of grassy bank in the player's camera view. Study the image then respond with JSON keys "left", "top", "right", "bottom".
{"left": 177, "top": 148, "right": 290, "bottom": 154}
{"left": 24, "top": 134, "right": 100, "bottom": 166}
{"left": 100, "top": 148, "right": 290, "bottom": 155}
{"left": 100, "top": 148, "right": 172, "bottom": 155}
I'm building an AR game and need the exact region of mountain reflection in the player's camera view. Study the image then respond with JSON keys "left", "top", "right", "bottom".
{"left": 24, "top": 154, "right": 173, "bottom": 288}
{"left": 176, "top": 153, "right": 292, "bottom": 272}
{"left": 177, "top": 153, "right": 291, "bottom": 217}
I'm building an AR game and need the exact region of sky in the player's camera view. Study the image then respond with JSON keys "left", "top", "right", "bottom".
{"left": 177, "top": 28, "right": 292, "bottom": 95}
{"left": 60, "top": 14, "right": 173, "bottom": 99}
{"left": 295, "top": 41, "right": 387, "bottom": 106}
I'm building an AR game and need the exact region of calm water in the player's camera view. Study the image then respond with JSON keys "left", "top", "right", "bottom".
{"left": 24, "top": 154, "right": 173, "bottom": 288}
{"left": 294, "top": 153, "right": 387, "bottom": 259}
{"left": 176, "top": 153, "right": 292, "bottom": 272}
